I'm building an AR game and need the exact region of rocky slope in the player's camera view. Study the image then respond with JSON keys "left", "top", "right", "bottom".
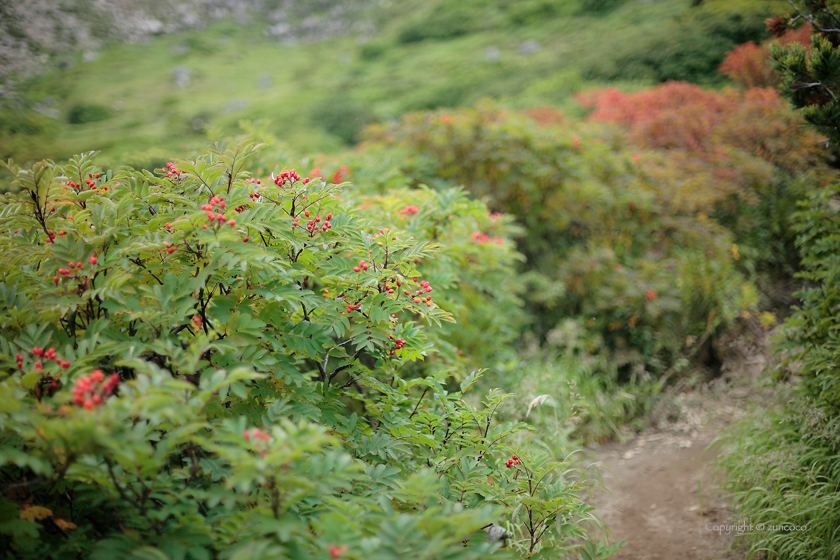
{"left": 0, "top": 0, "right": 374, "bottom": 103}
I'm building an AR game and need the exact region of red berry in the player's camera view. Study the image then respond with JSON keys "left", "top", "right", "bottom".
{"left": 228, "top": 219, "right": 236, "bottom": 226}
{"left": 166, "top": 223, "right": 172, "bottom": 229}
{"left": 353, "top": 266, "right": 360, "bottom": 272}
{"left": 243, "top": 237, "right": 249, "bottom": 242}
{"left": 62, "top": 361, "right": 70, "bottom": 368}
{"left": 90, "top": 256, "right": 97, "bottom": 265}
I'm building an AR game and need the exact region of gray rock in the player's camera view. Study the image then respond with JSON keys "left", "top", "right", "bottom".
{"left": 171, "top": 66, "right": 192, "bottom": 88}
{"left": 518, "top": 40, "right": 540, "bottom": 55}
{"left": 258, "top": 73, "right": 272, "bottom": 90}
{"left": 484, "top": 46, "right": 500, "bottom": 61}
{"left": 223, "top": 98, "right": 249, "bottom": 113}
{"left": 171, "top": 43, "right": 190, "bottom": 56}
{"left": 82, "top": 50, "right": 100, "bottom": 62}
{"left": 32, "top": 102, "right": 60, "bottom": 119}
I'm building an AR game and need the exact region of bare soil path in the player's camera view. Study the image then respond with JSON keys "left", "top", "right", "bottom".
{"left": 586, "top": 327, "right": 774, "bottom": 559}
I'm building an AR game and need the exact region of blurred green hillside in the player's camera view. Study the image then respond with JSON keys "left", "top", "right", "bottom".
{"left": 1, "top": 0, "right": 786, "bottom": 170}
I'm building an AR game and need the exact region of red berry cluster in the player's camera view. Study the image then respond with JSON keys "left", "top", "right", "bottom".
{"left": 64, "top": 173, "right": 107, "bottom": 193}
{"left": 243, "top": 428, "right": 270, "bottom": 442}
{"left": 645, "top": 289, "right": 658, "bottom": 302}
{"left": 404, "top": 279, "right": 434, "bottom": 307}
{"left": 388, "top": 334, "right": 407, "bottom": 355}
{"left": 274, "top": 169, "right": 309, "bottom": 187}
{"left": 398, "top": 205, "right": 419, "bottom": 215}
{"left": 163, "top": 242, "right": 176, "bottom": 254}
{"left": 353, "top": 259, "right": 368, "bottom": 273}
{"left": 382, "top": 279, "right": 399, "bottom": 295}
{"left": 163, "top": 162, "right": 182, "bottom": 179}
{"left": 72, "top": 369, "right": 119, "bottom": 409}
{"left": 237, "top": 178, "right": 265, "bottom": 212}
{"left": 17, "top": 347, "right": 72, "bottom": 374}
{"left": 54, "top": 259, "right": 90, "bottom": 285}
{"left": 243, "top": 428, "right": 271, "bottom": 457}
{"left": 201, "top": 196, "right": 236, "bottom": 227}
{"left": 470, "top": 231, "right": 504, "bottom": 245}
{"left": 346, "top": 302, "right": 361, "bottom": 313}
{"left": 293, "top": 211, "right": 333, "bottom": 236}
{"left": 192, "top": 314, "right": 203, "bottom": 328}
{"left": 505, "top": 455, "right": 521, "bottom": 469}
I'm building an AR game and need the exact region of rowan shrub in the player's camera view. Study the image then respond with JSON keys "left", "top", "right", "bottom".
{"left": 0, "top": 143, "right": 614, "bottom": 559}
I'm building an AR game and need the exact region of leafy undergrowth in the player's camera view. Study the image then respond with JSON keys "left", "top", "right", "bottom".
{"left": 719, "top": 183, "right": 840, "bottom": 559}
{"left": 718, "top": 391, "right": 840, "bottom": 559}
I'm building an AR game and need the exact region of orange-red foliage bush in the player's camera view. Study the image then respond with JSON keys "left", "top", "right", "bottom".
{"left": 576, "top": 82, "right": 821, "bottom": 173}
{"left": 719, "top": 25, "right": 812, "bottom": 88}
{"left": 576, "top": 81, "right": 829, "bottom": 274}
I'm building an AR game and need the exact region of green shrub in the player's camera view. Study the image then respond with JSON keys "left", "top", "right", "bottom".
{"left": 505, "top": 0, "right": 563, "bottom": 25}
{"left": 0, "top": 110, "right": 61, "bottom": 165}
{"left": 0, "top": 143, "right": 617, "bottom": 559}
{"left": 311, "top": 96, "right": 377, "bottom": 145}
{"left": 575, "top": 0, "right": 627, "bottom": 15}
{"left": 397, "top": 1, "right": 495, "bottom": 44}
{"left": 66, "top": 104, "right": 110, "bottom": 125}
{"left": 359, "top": 41, "right": 388, "bottom": 61}
{"left": 583, "top": 4, "right": 774, "bottom": 84}
{"left": 776, "top": 184, "right": 840, "bottom": 409}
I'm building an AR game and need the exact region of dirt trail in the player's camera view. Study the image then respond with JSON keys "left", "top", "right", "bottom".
{"left": 589, "top": 429, "right": 741, "bottom": 559}
{"left": 586, "top": 327, "right": 774, "bottom": 559}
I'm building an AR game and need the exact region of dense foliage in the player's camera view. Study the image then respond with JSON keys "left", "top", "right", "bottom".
{"left": 719, "top": 5, "right": 840, "bottom": 558}
{"left": 0, "top": 145, "right": 619, "bottom": 559}
{"left": 768, "top": 1, "right": 840, "bottom": 154}
{"left": 361, "top": 103, "right": 757, "bottom": 381}
{"left": 720, "top": 185, "right": 840, "bottom": 559}
{"left": 580, "top": 1, "right": 779, "bottom": 84}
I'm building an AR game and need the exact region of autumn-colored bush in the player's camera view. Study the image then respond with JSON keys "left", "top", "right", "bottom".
{"left": 576, "top": 81, "right": 830, "bottom": 276}
{"left": 719, "top": 24, "right": 811, "bottom": 88}
{"left": 0, "top": 143, "right": 617, "bottom": 559}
